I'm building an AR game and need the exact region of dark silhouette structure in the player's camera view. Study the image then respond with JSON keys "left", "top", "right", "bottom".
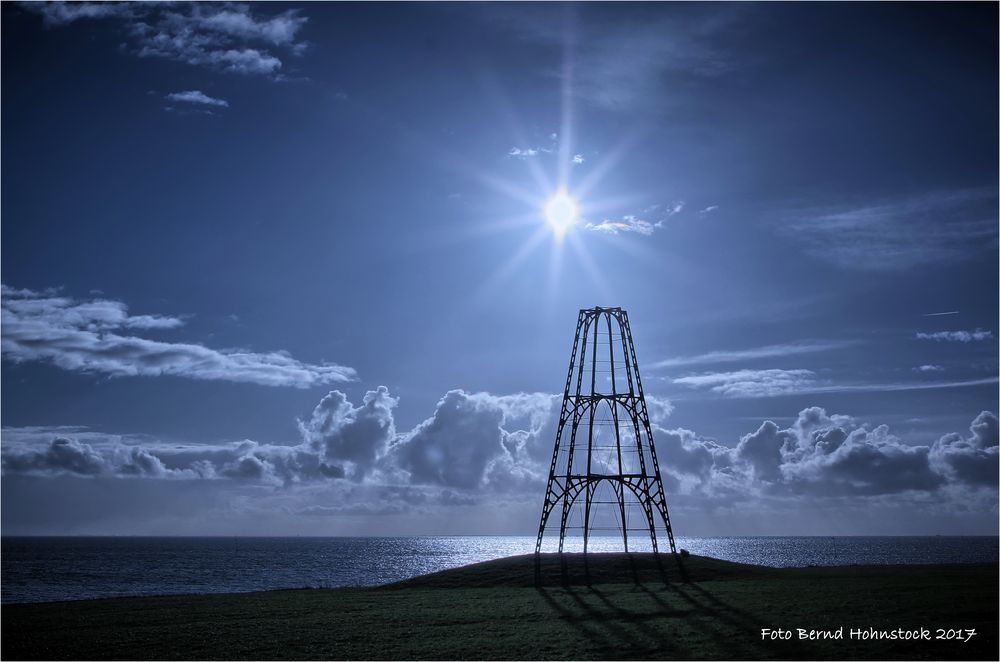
{"left": 536, "top": 307, "right": 677, "bottom": 555}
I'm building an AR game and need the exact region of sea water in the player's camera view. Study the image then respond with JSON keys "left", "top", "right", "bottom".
{"left": 2, "top": 535, "right": 996, "bottom": 604}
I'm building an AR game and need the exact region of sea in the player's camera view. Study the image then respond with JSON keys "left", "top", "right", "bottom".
{"left": 2, "top": 535, "right": 997, "bottom": 605}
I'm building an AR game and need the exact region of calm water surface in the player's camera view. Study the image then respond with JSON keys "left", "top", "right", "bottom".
{"left": 2, "top": 535, "right": 996, "bottom": 604}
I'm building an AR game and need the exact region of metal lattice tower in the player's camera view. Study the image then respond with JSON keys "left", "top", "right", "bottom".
{"left": 535, "top": 307, "right": 677, "bottom": 555}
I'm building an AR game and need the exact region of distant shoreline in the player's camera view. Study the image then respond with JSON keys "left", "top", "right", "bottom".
{"left": 3, "top": 533, "right": 999, "bottom": 538}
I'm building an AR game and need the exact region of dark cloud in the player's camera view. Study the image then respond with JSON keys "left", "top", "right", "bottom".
{"left": 298, "top": 387, "right": 398, "bottom": 481}
{"left": 389, "top": 390, "right": 510, "bottom": 489}
{"left": 656, "top": 407, "right": 995, "bottom": 499}
{"left": 736, "top": 420, "right": 794, "bottom": 481}
{"left": 1, "top": 285, "right": 356, "bottom": 388}
{"left": 2, "top": 437, "right": 107, "bottom": 476}
{"left": 117, "top": 446, "right": 171, "bottom": 477}
{"left": 931, "top": 411, "right": 999, "bottom": 487}
{"left": 655, "top": 427, "right": 738, "bottom": 494}
{"left": 782, "top": 424, "right": 943, "bottom": 496}
{"left": 0, "top": 435, "right": 216, "bottom": 480}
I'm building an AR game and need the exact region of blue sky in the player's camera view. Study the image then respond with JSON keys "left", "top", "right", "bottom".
{"left": 2, "top": 2, "right": 997, "bottom": 536}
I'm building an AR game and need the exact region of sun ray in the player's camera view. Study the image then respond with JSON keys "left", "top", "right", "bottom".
{"left": 474, "top": 224, "right": 552, "bottom": 300}
{"left": 555, "top": 4, "right": 579, "bottom": 191}
{"left": 565, "top": 229, "right": 612, "bottom": 302}
{"left": 480, "top": 74, "right": 554, "bottom": 194}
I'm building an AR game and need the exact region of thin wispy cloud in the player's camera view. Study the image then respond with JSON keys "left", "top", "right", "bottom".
{"left": 586, "top": 215, "right": 659, "bottom": 236}
{"left": 586, "top": 200, "right": 685, "bottom": 236}
{"left": 922, "top": 311, "right": 960, "bottom": 317}
{"left": 812, "top": 377, "right": 999, "bottom": 395}
{"left": 507, "top": 146, "right": 543, "bottom": 159}
{"left": 652, "top": 339, "right": 854, "bottom": 369}
{"left": 484, "top": 4, "right": 744, "bottom": 110}
{"left": 916, "top": 329, "right": 994, "bottom": 343}
{"left": 674, "top": 368, "right": 816, "bottom": 398}
{"left": 914, "top": 365, "right": 945, "bottom": 373}
{"left": 165, "top": 90, "right": 229, "bottom": 108}
{"left": 699, "top": 205, "right": 719, "bottom": 214}
{"left": 507, "top": 132, "right": 562, "bottom": 160}
{"left": 674, "top": 368, "right": 998, "bottom": 399}
{"left": 780, "top": 188, "right": 998, "bottom": 271}
{"left": 1, "top": 286, "right": 355, "bottom": 388}
{"left": 20, "top": 3, "right": 309, "bottom": 77}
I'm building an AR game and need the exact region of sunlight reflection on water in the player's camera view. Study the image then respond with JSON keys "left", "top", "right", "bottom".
{"left": 2, "top": 535, "right": 996, "bottom": 604}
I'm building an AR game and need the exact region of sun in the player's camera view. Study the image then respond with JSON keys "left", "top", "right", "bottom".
{"left": 543, "top": 190, "right": 578, "bottom": 237}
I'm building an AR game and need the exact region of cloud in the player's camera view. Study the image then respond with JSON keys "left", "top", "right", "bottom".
{"left": 19, "top": 1, "right": 134, "bottom": 26}
{"left": 674, "top": 368, "right": 817, "bottom": 398}
{"left": 655, "top": 428, "right": 738, "bottom": 494}
{"left": 507, "top": 147, "right": 541, "bottom": 159}
{"left": 931, "top": 412, "right": 999, "bottom": 487}
{"left": 2, "top": 391, "right": 995, "bottom": 528}
{"left": 182, "top": 4, "right": 307, "bottom": 46}
{"left": 652, "top": 339, "right": 854, "bottom": 369}
{"left": 2, "top": 437, "right": 107, "bottom": 476}
{"left": 387, "top": 390, "right": 557, "bottom": 491}
{"left": 165, "top": 90, "right": 229, "bottom": 107}
{"left": 298, "top": 387, "right": 398, "bottom": 481}
{"left": 506, "top": 134, "right": 588, "bottom": 163}
{"left": 914, "top": 365, "right": 945, "bottom": 373}
{"left": 699, "top": 205, "right": 719, "bottom": 214}
{"left": 824, "top": 377, "right": 1000, "bottom": 394}
{"left": 586, "top": 200, "right": 686, "bottom": 236}
{"left": 0, "top": 387, "right": 560, "bottom": 493}
{"left": 916, "top": 329, "right": 994, "bottom": 343}
{"left": 922, "top": 311, "right": 959, "bottom": 317}
{"left": 674, "top": 366, "right": 997, "bottom": 399}
{"left": 658, "top": 407, "right": 996, "bottom": 498}
{"left": 21, "top": 3, "right": 309, "bottom": 77}
{"left": 585, "top": 215, "right": 659, "bottom": 236}
{"left": 644, "top": 394, "right": 675, "bottom": 425}
{"left": 1, "top": 285, "right": 355, "bottom": 388}
{"left": 389, "top": 390, "right": 509, "bottom": 489}
{"left": 0, "top": 388, "right": 559, "bottom": 493}
{"left": 774, "top": 411, "right": 944, "bottom": 496}
{"left": 0, "top": 436, "right": 207, "bottom": 479}
{"left": 780, "top": 188, "right": 998, "bottom": 270}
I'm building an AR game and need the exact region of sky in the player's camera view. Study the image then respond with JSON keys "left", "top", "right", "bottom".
{"left": 2, "top": 1, "right": 997, "bottom": 537}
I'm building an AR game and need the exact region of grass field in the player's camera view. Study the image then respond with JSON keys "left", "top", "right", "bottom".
{"left": 3, "top": 553, "right": 997, "bottom": 660}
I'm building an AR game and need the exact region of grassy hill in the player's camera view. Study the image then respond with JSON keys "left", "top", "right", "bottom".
{"left": 3, "top": 553, "right": 997, "bottom": 660}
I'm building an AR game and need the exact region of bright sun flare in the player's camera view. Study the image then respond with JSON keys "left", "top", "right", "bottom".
{"left": 543, "top": 191, "right": 578, "bottom": 236}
